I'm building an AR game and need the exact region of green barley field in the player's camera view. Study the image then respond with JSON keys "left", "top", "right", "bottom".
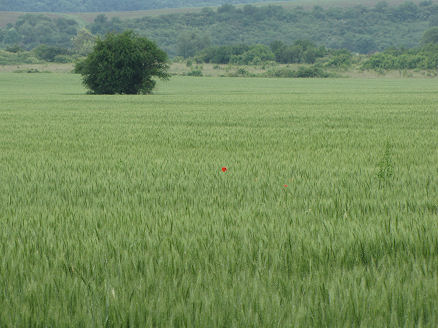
{"left": 1, "top": 73, "right": 438, "bottom": 327}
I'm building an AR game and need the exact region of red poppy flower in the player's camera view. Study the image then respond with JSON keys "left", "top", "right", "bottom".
{"left": 283, "top": 184, "right": 288, "bottom": 187}
{"left": 221, "top": 167, "right": 227, "bottom": 172}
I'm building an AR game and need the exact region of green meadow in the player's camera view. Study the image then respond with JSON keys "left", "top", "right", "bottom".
{"left": 0, "top": 73, "right": 438, "bottom": 326}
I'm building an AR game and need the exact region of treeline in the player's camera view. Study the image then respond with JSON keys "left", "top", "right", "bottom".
{"left": 0, "top": 0, "right": 272, "bottom": 12}
{"left": 1, "top": 2, "right": 438, "bottom": 73}
{"left": 187, "top": 29, "right": 438, "bottom": 72}
{"left": 195, "top": 41, "right": 343, "bottom": 66}
{"left": 97, "top": 2, "right": 438, "bottom": 54}
{"left": 2, "top": 32, "right": 438, "bottom": 74}
{"left": 1, "top": 1, "right": 438, "bottom": 55}
{"left": 363, "top": 44, "right": 438, "bottom": 70}
{"left": 0, "top": 14, "right": 78, "bottom": 50}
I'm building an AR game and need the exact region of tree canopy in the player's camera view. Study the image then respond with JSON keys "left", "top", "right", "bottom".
{"left": 421, "top": 27, "right": 438, "bottom": 44}
{"left": 75, "top": 31, "right": 169, "bottom": 95}
{"left": 87, "top": 2, "right": 438, "bottom": 55}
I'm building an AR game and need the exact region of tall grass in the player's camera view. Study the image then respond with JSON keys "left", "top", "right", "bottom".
{"left": 0, "top": 74, "right": 437, "bottom": 326}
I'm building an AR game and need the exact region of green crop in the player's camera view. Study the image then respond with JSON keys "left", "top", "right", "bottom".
{"left": 0, "top": 74, "right": 437, "bottom": 327}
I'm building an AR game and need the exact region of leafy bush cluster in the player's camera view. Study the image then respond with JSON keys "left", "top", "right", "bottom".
{"left": 185, "top": 69, "right": 203, "bottom": 77}
{"left": 362, "top": 44, "right": 438, "bottom": 71}
{"left": 33, "top": 44, "right": 70, "bottom": 62}
{"left": 263, "top": 65, "right": 332, "bottom": 78}
{"left": 75, "top": 31, "right": 169, "bottom": 94}
{"left": 0, "top": 14, "right": 78, "bottom": 50}
{"left": 323, "top": 49, "right": 354, "bottom": 69}
{"left": 270, "top": 40, "right": 327, "bottom": 64}
{"left": 0, "top": 49, "right": 41, "bottom": 65}
{"left": 229, "top": 45, "right": 275, "bottom": 65}
{"left": 197, "top": 44, "right": 275, "bottom": 65}
{"left": 196, "top": 41, "right": 333, "bottom": 66}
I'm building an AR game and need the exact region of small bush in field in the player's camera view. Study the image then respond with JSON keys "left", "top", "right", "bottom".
{"left": 75, "top": 30, "right": 169, "bottom": 94}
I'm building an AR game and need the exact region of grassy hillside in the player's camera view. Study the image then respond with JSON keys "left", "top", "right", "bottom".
{"left": 1, "top": 73, "right": 438, "bottom": 326}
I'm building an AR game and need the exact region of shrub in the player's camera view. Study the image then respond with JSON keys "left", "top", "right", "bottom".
{"left": 5, "top": 45, "right": 23, "bottom": 53}
{"left": 75, "top": 31, "right": 169, "bottom": 95}
{"left": 263, "top": 65, "right": 331, "bottom": 78}
{"left": 294, "top": 65, "right": 330, "bottom": 78}
{"left": 264, "top": 67, "right": 296, "bottom": 78}
{"left": 33, "top": 45, "right": 69, "bottom": 62}
{"left": 325, "top": 50, "right": 353, "bottom": 68}
{"left": 186, "top": 69, "right": 203, "bottom": 76}
{"left": 230, "top": 45, "right": 275, "bottom": 65}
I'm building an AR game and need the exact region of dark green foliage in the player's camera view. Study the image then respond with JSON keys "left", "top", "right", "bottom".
{"left": 76, "top": 31, "right": 169, "bottom": 95}
{"left": 294, "top": 65, "right": 330, "bottom": 78}
{"left": 3, "top": 28, "right": 20, "bottom": 45}
{"left": 421, "top": 27, "right": 438, "bottom": 44}
{"left": 186, "top": 69, "right": 203, "bottom": 76}
{"left": 1, "top": 1, "right": 437, "bottom": 58}
{"left": 1, "top": 2, "right": 437, "bottom": 56}
{"left": 5, "top": 44, "right": 24, "bottom": 53}
{"left": 264, "top": 65, "right": 332, "bottom": 78}
{"left": 264, "top": 67, "right": 297, "bottom": 78}
{"left": 177, "top": 32, "right": 210, "bottom": 58}
{"left": 84, "top": 2, "right": 436, "bottom": 56}
{"left": 198, "top": 44, "right": 250, "bottom": 64}
{"left": 0, "top": 49, "right": 41, "bottom": 65}
{"left": 235, "top": 67, "right": 249, "bottom": 76}
{"left": 196, "top": 41, "right": 331, "bottom": 66}
{"left": 33, "top": 44, "right": 69, "bottom": 62}
{"left": 1, "top": 14, "right": 78, "bottom": 49}
{"left": 270, "top": 40, "right": 327, "bottom": 64}
{"left": 362, "top": 44, "right": 438, "bottom": 70}
{"left": 324, "top": 49, "right": 353, "bottom": 68}
{"left": 230, "top": 44, "right": 274, "bottom": 65}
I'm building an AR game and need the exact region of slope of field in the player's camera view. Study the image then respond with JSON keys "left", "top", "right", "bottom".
{"left": 0, "top": 74, "right": 438, "bottom": 326}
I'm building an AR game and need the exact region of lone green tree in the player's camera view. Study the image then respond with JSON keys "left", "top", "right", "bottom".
{"left": 76, "top": 31, "right": 169, "bottom": 94}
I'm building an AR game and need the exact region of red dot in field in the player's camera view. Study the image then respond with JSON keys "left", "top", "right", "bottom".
{"left": 221, "top": 167, "right": 227, "bottom": 172}
{"left": 283, "top": 184, "right": 288, "bottom": 187}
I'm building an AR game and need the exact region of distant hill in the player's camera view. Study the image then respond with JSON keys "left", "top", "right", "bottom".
{"left": 0, "top": 0, "right": 426, "bottom": 13}
{"left": 85, "top": 1, "right": 438, "bottom": 55}
{"left": 0, "top": 0, "right": 277, "bottom": 12}
{"left": 1, "top": 1, "right": 437, "bottom": 55}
